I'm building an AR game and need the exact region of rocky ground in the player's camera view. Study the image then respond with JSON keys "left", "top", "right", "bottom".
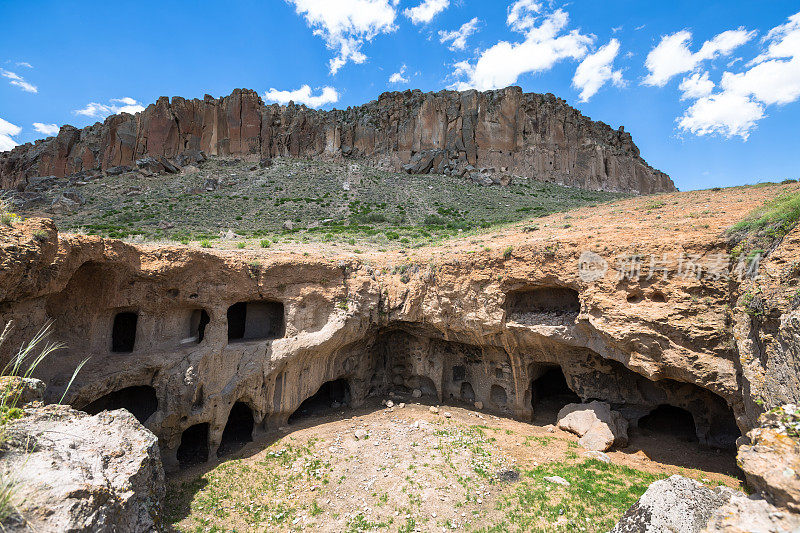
{"left": 7, "top": 157, "right": 626, "bottom": 245}
{"left": 165, "top": 400, "right": 741, "bottom": 533}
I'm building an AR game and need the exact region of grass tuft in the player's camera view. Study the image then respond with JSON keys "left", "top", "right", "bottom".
{"left": 728, "top": 190, "right": 800, "bottom": 255}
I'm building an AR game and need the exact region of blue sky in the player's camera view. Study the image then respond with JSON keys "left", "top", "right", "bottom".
{"left": 0, "top": 0, "right": 798, "bottom": 191}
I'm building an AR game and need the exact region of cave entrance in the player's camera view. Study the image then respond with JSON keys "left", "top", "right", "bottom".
{"left": 217, "top": 402, "right": 254, "bottom": 458}
{"left": 460, "top": 382, "right": 475, "bottom": 403}
{"left": 638, "top": 405, "right": 698, "bottom": 442}
{"left": 190, "top": 309, "right": 210, "bottom": 343}
{"left": 490, "top": 384, "right": 508, "bottom": 407}
{"left": 177, "top": 423, "right": 210, "bottom": 468}
{"left": 288, "top": 379, "right": 351, "bottom": 424}
{"left": 531, "top": 366, "right": 581, "bottom": 423}
{"left": 227, "top": 301, "right": 285, "bottom": 342}
{"left": 408, "top": 375, "right": 438, "bottom": 399}
{"left": 506, "top": 287, "right": 580, "bottom": 323}
{"left": 82, "top": 385, "right": 158, "bottom": 424}
{"left": 111, "top": 311, "right": 138, "bottom": 353}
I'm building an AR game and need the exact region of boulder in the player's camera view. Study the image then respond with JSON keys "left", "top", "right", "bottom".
{"left": 556, "top": 401, "right": 628, "bottom": 451}
{"left": 0, "top": 376, "right": 45, "bottom": 405}
{"left": 737, "top": 406, "right": 800, "bottom": 511}
{"left": 174, "top": 149, "right": 207, "bottom": 167}
{"left": 703, "top": 493, "right": 800, "bottom": 532}
{"left": 49, "top": 191, "right": 85, "bottom": 214}
{"left": 105, "top": 165, "right": 131, "bottom": 176}
{"left": 1, "top": 404, "right": 165, "bottom": 532}
{"left": 135, "top": 156, "right": 165, "bottom": 174}
{"left": 610, "top": 475, "right": 738, "bottom": 533}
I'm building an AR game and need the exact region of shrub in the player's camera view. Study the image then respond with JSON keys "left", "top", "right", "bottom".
{"left": 260, "top": 239, "right": 271, "bottom": 248}
{"left": 200, "top": 239, "right": 212, "bottom": 248}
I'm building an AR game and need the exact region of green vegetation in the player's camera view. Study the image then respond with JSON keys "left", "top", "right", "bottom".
{"left": 485, "top": 459, "right": 665, "bottom": 532}
{"left": 0, "top": 197, "right": 21, "bottom": 227}
{"left": 728, "top": 189, "right": 800, "bottom": 255}
{"left": 14, "top": 158, "right": 628, "bottom": 247}
{"left": 0, "top": 322, "right": 87, "bottom": 525}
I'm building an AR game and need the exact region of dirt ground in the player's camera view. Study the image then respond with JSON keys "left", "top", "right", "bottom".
{"left": 165, "top": 398, "right": 742, "bottom": 533}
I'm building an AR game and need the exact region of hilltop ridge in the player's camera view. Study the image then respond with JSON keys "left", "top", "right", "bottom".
{"left": 0, "top": 86, "right": 675, "bottom": 194}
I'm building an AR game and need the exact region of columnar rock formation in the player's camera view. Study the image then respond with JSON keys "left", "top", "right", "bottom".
{"left": 0, "top": 87, "right": 675, "bottom": 194}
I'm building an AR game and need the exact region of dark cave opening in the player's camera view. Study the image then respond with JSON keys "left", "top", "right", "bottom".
{"left": 408, "top": 375, "right": 438, "bottom": 399}
{"left": 506, "top": 287, "right": 580, "bottom": 315}
{"left": 111, "top": 311, "right": 138, "bottom": 353}
{"left": 81, "top": 385, "right": 158, "bottom": 424}
{"left": 217, "top": 402, "right": 254, "bottom": 458}
{"left": 638, "top": 405, "right": 698, "bottom": 441}
{"left": 460, "top": 382, "right": 476, "bottom": 403}
{"left": 490, "top": 384, "right": 508, "bottom": 406}
{"left": 531, "top": 366, "right": 581, "bottom": 423}
{"left": 177, "top": 423, "right": 210, "bottom": 468}
{"left": 190, "top": 309, "right": 210, "bottom": 343}
{"left": 531, "top": 367, "right": 581, "bottom": 407}
{"left": 288, "top": 378, "right": 351, "bottom": 424}
{"left": 227, "top": 301, "right": 285, "bottom": 342}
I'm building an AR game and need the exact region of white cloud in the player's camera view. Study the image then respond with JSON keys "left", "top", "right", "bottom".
{"left": 32, "top": 122, "right": 60, "bottom": 136}
{"left": 0, "top": 118, "right": 21, "bottom": 152}
{"left": 679, "top": 71, "right": 714, "bottom": 100}
{"left": 10, "top": 80, "right": 37, "bottom": 93}
{"left": 506, "top": 0, "right": 541, "bottom": 33}
{"left": 643, "top": 28, "right": 755, "bottom": 87}
{"left": 16, "top": 62, "right": 33, "bottom": 69}
{"left": 404, "top": 0, "right": 448, "bottom": 25}
{"left": 450, "top": 4, "right": 593, "bottom": 91}
{"left": 438, "top": 17, "right": 480, "bottom": 51}
{"left": 572, "top": 38, "right": 624, "bottom": 102}
{"left": 677, "top": 11, "right": 800, "bottom": 140}
{"left": 0, "top": 68, "right": 38, "bottom": 93}
{"left": 286, "top": 0, "right": 398, "bottom": 74}
{"left": 677, "top": 92, "right": 764, "bottom": 139}
{"left": 0, "top": 69, "right": 22, "bottom": 81}
{"left": 75, "top": 97, "right": 145, "bottom": 118}
{"left": 263, "top": 85, "right": 340, "bottom": 107}
{"left": 389, "top": 64, "right": 409, "bottom": 84}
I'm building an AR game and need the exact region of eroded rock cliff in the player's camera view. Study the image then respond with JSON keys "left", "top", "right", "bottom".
{"left": 3, "top": 183, "right": 797, "bottom": 476}
{"left": 0, "top": 87, "right": 675, "bottom": 194}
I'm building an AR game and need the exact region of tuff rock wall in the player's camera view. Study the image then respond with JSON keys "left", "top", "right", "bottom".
{"left": 5, "top": 192, "right": 790, "bottom": 471}
{"left": 0, "top": 87, "right": 675, "bottom": 194}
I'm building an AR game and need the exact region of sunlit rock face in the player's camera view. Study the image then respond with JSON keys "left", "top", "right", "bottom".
{"left": 0, "top": 87, "right": 674, "bottom": 194}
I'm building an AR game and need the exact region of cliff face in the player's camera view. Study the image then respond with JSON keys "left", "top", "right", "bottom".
{"left": 0, "top": 87, "right": 675, "bottom": 194}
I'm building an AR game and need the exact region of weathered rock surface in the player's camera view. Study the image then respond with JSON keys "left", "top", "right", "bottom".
{"left": 610, "top": 475, "right": 738, "bottom": 533}
{"left": 703, "top": 493, "right": 800, "bottom": 532}
{"left": 0, "top": 87, "right": 675, "bottom": 194}
{"left": 737, "top": 407, "right": 800, "bottom": 511}
{"left": 0, "top": 376, "right": 45, "bottom": 405}
{"left": 557, "top": 401, "right": 628, "bottom": 451}
{"left": 1, "top": 404, "right": 165, "bottom": 532}
{"left": 1, "top": 183, "right": 796, "bottom": 471}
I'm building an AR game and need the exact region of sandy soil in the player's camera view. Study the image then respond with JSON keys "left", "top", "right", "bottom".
{"left": 167, "top": 398, "right": 742, "bottom": 532}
